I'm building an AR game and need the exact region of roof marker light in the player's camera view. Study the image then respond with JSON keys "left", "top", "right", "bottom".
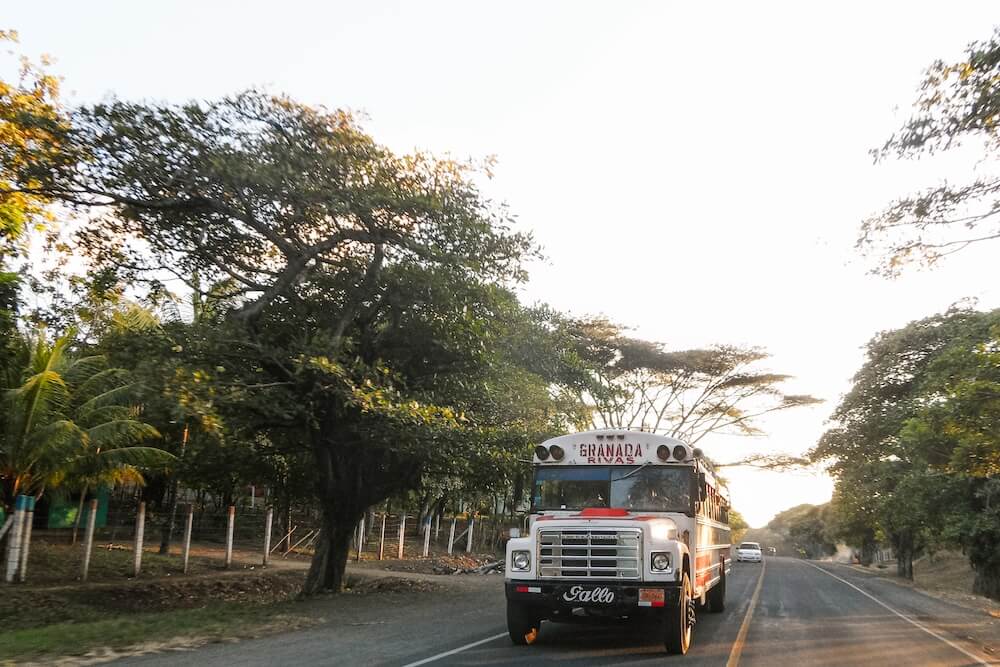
{"left": 534, "top": 445, "right": 550, "bottom": 461}
{"left": 672, "top": 445, "right": 688, "bottom": 461}
{"left": 656, "top": 445, "right": 671, "bottom": 461}
{"left": 550, "top": 445, "right": 565, "bottom": 461}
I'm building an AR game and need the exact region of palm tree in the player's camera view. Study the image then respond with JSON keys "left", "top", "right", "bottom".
{"left": 0, "top": 329, "right": 169, "bottom": 526}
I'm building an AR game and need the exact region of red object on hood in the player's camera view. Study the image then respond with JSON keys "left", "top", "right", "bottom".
{"left": 578, "top": 507, "right": 630, "bottom": 517}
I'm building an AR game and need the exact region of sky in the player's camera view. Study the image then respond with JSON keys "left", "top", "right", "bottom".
{"left": 6, "top": 1, "right": 1000, "bottom": 527}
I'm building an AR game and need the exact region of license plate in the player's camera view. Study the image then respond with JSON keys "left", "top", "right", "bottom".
{"left": 638, "top": 588, "right": 665, "bottom": 607}
{"left": 561, "top": 584, "right": 615, "bottom": 604}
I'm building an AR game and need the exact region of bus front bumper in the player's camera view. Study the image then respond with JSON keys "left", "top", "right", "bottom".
{"left": 506, "top": 579, "right": 680, "bottom": 616}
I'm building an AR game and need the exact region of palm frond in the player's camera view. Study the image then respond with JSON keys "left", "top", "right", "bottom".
{"left": 77, "top": 404, "right": 135, "bottom": 428}
{"left": 11, "top": 369, "right": 72, "bottom": 450}
{"left": 1, "top": 326, "right": 169, "bottom": 499}
{"left": 26, "top": 420, "right": 85, "bottom": 461}
{"left": 86, "top": 419, "right": 161, "bottom": 450}
{"left": 62, "top": 354, "right": 109, "bottom": 389}
{"left": 75, "top": 380, "right": 140, "bottom": 418}
{"left": 90, "top": 445, "right": 174, "bottom": 471}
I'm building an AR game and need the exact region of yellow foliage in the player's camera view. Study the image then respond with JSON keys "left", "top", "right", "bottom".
{"left": 0, "top": 29, "right": 65, "bottom": 254}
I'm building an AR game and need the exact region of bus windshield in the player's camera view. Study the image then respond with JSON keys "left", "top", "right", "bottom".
{"left": 532, "top": 465, "right": 693, "bottom": 513}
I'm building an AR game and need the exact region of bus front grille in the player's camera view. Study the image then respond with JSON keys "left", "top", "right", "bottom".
{"left": 538, "top": 528, "right": 641, "bottom": 579}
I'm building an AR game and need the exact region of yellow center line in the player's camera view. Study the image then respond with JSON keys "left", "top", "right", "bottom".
{"left": 726, "top": 559, "right": 766, "bottom": 667}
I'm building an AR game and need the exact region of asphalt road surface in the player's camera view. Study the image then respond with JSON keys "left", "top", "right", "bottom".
{"left": 118, "top": 557, "right": 997, "bottom": 666}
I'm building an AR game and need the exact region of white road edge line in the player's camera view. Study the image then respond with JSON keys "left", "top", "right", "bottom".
{"left": 804, "top": 561, "right": 992, "bottom": 666}
{"left": 401, "top": 632, "right": 509, "bottom": 667}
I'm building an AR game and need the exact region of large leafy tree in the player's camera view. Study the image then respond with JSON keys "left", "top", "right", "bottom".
{"left": 18, "top": 91, "right": 550, "bottom": 593}
{"left": 861, "top": 26, "right": 1000, "bottom": 274}
{"left": 813, "top": 307, "right": 1000, "bottom": 595}
{"left": 564, "top": 317, "right": 820, "bottom": 443}
{"left": 897, "top": 326, "right": 1000, "bottom": 597}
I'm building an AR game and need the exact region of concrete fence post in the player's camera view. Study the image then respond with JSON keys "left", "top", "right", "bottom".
{"left": 81, "top": 499, "right": 98, "bottom": 581}
{"left": 4, "top": 494, "right": 27, "bottom": 583}
{"left": 356, "top": 516, "right": 365, "bottom": 562}
{"left": 133, "top": 501, "right": 146, "bottom": 577}
{"left": 263, "top": 507, "right": 273, "bottom": 567}
{"left": 447, "top": 517, "right": 456, "bottom": 555}
{"left": 182, "top": 504, "right": 194, "bottom": 573}
{"left": 466, "top": 516, "right": 475, "bottom": 554}
{"left": 225, "top": 505, "right": 235, "bottom": 568}
{"left": 422, "top": 516, "right": 432, "bottom": 557}
{"left": 378, "top": 514, "right": 386, "bottom": 561}
{"left": 18, "top": 496, "right": 35, "bottom": 582}
{"left": 397, "top": 513, "right": 406, "bottom": 559}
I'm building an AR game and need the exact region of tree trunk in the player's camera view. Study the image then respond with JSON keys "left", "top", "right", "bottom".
{"left": 859, "top": 538, "right": 875, "bottom": 567}
{"left": 972, "top": 569, "right": 1000, "bottom": 601}
{"left": 895, "top": 533, "right": 914, "bottom": 580}
{"left": 301, "top": 438, "right": 364, "bottom": 596}
{"left": 159, "top": 424, "right": 188, "bottom": 554}
{"left": 71, "top": 486, "right": 88, "bottom": 545}
{"left": 418, "top": 494, "right": 433, "bottom": 535}
{"left": 159, "top": 483, "right": 180, "bottom": 554}
{"left": 302, "top": 505, "right": 358, "bottom": 595}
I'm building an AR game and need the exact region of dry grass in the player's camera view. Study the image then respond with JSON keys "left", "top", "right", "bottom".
{"left": 0, "top": 568, "right": 314, "bottom": 663}
{"left": 913, "top": 549, "right": 977, "bottom": 593}
{"left": 852, "top": 550, "right": 1000, "bottom": 617}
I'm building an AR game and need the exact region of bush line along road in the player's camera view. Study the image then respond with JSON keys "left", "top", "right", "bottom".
{"left": 116, "top": 557, "right": 996, "bottom": 666}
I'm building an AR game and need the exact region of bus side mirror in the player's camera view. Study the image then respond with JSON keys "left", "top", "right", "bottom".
{"left": 698, "top": 473, "right": 707, "bottom": 502}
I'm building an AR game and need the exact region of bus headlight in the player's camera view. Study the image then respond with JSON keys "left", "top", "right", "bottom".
{"left": 650, "top": 520, "right": 677, "bottom": 542}
{"left": 512, "top": 550, "right": 531, "bottom": 571}
{"left": 651, "top": 552, "right": 672, "bottom": 572}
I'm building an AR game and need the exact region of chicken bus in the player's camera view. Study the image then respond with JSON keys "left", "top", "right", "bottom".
{"left": 504, "top": 429, "right": 732, "bottom": 655}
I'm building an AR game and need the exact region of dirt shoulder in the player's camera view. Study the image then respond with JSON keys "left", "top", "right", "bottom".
{"left": 832, "top": 552, "right": 1000, "bottom": 619}
{"left": 1, "top": 553, "right": 500, "bottom": 665}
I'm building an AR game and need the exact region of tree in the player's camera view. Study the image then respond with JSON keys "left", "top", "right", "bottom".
{"left": 813, "top": 306, "right": 1000, "bottom": 592}
{"left": 767, "top": 504, "right": 836, "bottom": 559}
{"left": 20, "top": 91, "right": 549, "bottom": 594}
{"left": 896, "top": 324, "right": 1000, "bottom": 596}
{"left": 729, "top": 508, "right": 749, "bottom": 544}
{"left": 826, "top": 474, "right": 881, "bottom": 565}
{"left": 860, "top": 27, "right": 1000, "bottom": 274}
{"left": 1, "top": 30, "right": 62, "bottom": 263}
{"left": 564, "top": 317, "right": 820, "bottom": 443}
{"left": 1, "top": 29, "right": 65, "bottom": 378}
{"left": 0, "top": 328, "right": 167, "bottom": 513}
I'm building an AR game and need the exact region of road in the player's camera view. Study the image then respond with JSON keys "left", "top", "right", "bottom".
{"left": 118, "top": 557, "right": 997, "bottom": 666}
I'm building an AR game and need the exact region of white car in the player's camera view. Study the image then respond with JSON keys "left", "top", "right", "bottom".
{"left": 736, "top": 542, "right": 763, "bottom": 563}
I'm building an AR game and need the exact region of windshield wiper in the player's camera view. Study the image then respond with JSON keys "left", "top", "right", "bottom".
{"left": 612, "top": 461, "right": 652, "bottom": 481}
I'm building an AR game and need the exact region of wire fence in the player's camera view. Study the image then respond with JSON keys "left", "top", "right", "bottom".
{"left": 353, "top": 512, "right": 520, "bottom": 561}
{"left": 2, "top": 491, "right": 522, "bottom": 586}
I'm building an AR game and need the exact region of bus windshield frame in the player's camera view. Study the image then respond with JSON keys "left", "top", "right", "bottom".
{"left": 530, "top": 465, "right": 695, "bottom": 515}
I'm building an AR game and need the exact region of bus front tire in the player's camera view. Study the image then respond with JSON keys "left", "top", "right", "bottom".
{"left": 708, "top": 566, "right": 726, "bottom": 613}
{"left": 664, "top": 572, "right": 694, "bottom": 654}
{"left": 507, "top": 600, "right": 541, "bottom": 646}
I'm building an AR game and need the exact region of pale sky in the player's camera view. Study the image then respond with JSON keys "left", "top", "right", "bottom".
{"left": 7, "top": 1, "right": 1000, "bottom": 527}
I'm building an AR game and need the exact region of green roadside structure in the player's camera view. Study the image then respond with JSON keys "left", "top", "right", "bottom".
{"left": 45, "top": 487, "right": 110, "bottom": 529}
